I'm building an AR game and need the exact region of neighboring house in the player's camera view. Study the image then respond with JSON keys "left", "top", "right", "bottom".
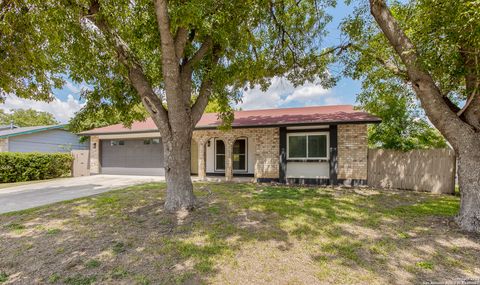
{"left": 0, "top": 124, "right": 88, "bottom": 153}
{"left": 80, "top": 105, "right": 381, "bottom": 185}
{"left": 0, "top": 125, "right": 17, "bottom": 131}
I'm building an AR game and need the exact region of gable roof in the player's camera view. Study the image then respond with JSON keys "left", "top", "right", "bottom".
{"left": 80, "top": 105, "right": 380, "bottom": 136}
{"left": 0, "top": 124, "right": 68, "bottom": 139}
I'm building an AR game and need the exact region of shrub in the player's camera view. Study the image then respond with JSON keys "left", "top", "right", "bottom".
{"left": 0, "top": 152, "right": 73, "bottom": 183}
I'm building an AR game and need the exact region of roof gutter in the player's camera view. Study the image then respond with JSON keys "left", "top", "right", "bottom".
{"left": 0, "top": 124, "right": 68, "bottom": 139}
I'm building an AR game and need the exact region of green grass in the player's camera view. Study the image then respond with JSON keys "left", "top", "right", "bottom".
{"left": 416, "top": 261, "right": 434, "bottom": 270}
{"left": 0, "top": 272, "right": 8, "bottom": 283}
{"left": 4, "top": 222, "right": 25, "bottom": 231}
{"left": 110, "top": 267, "right": 129, "bottom": 279}
{"left": 64, "top": 275, "right": 96, "bottom": 285}
{"left": 0, "top": 182, "right": 474, "bottom": 285}
{"left": 46, "top": 228, "right": 61, "bottom": 235}
{"left": 85, "top": 259, "right": 101, "bottom": 269}
{"left": 48, "top": 273, "right": 61, "bottom": 283}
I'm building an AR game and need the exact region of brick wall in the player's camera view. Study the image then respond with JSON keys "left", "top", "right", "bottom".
{"left": 89, "top": 136, "right": 100, "bottom": 174}
{"left": 193, "top": 127, "right": 279, "bottom": 179}
{"left": 0, "top": 138, "right": 8, "bottom": 152}
{"left": 337, "top": 124, "right": 368, "bottom": 180}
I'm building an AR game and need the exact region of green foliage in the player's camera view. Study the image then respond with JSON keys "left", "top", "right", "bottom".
{"left": 340, "top": 0, "right": 479, "bottom": 150}
{"left": 0, "top": 152, "right": 73, "bottom": 183}
{"left": 357, "top": 84, "right": 447, "bottom": 150}
{"left": 203, "top": 99, "right": 222, "bottom": 113}
{"left": 2, "top": 0, "right": 336, "bottom": 126}
{"left": 0, "top": 1, "right": 64, "bottom": 102}
{"left": 68, "top": 104, "right": 147, "bottom": 140}
{"left": 0, "top": 272, "right": 8, "bottom": 283}
{"left": 0, "top": 109, "right": 59, "bottom": 127}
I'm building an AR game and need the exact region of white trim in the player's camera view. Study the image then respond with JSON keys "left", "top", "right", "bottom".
{"left": 286, "top": 131, "right": 329, "bottom": 160}
{"left": 98, "top": 132, "right": 160, "bottom": 139}
{"left": 286, "top": 125, "right": 330, "bottom": 130}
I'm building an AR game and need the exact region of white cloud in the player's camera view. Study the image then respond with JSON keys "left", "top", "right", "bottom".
{"left": 1, "top": 94, "right": 84, "bottom": 123}
{"left": 238, "top": 77, "right": 341, "bottom": 110}
{"left": 64, "top": 80, "right": 80, "bottom": 94}
{"left": 324, "top": 96, "right": 343, "bottom": 105}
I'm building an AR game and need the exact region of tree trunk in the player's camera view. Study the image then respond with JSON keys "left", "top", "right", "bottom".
{"left": 368, "top": 0, "right": 480, "bottom": 233}
{"left": 163, "top": 130, "right": 196, "bottom": 212}
{"left": 455, "top": 136, "right": 480, "bottom": 232}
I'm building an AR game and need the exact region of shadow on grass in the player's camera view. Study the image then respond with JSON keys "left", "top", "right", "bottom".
{"left": 0, "top": 182, "right": 478, "bottom": 284}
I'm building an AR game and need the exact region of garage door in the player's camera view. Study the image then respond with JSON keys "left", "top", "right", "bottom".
{"left": 100, "top": 138, "right": 165, "bottom": 175}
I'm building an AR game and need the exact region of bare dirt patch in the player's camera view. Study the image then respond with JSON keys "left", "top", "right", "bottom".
{"left": 0, "top": 183, "right": 479, "bottom": 284}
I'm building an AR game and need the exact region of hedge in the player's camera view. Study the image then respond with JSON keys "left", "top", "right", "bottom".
{"left": 0, "top": 152, "right": 73, "bottom": 183}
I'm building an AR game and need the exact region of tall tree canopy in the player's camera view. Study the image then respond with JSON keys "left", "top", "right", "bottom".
{"left": 0, "top": 108, "right": 59, "bottom": 127}
{"left": 2, "top": 0, "right": 337, "bottom": 211}
{"left": 340, "top": 1, "right": 449, "bottom": 150}
{"left": 357, "top": 87, "right": 446, "bottom": 150}
{"left": 341, "top": 0, "right": 480, "bottom": 232}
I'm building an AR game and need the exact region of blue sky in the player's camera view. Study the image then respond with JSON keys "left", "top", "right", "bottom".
{"left": 0, "top": 1, "right": 361, "bottom": 122}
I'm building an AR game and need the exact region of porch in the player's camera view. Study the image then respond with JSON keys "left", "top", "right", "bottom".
{"left": 192, "top": 127, "right": 280, "bottom": 182}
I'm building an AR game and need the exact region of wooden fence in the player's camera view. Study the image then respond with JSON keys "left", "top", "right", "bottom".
{"left": 72, "top": 150, "right": 90, "bottom": 177}
{"left": 367, "top": 148, "right": 456, "bottom": 194}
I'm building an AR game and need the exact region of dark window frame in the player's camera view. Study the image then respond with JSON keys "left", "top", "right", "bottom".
{"left": 214, "top": 138, "right": 225, "bottom": 171}
{"left": 286, "top": 132, "right": 329, "bottom": 160}
{"left": 233, "top": 138, "right": 248, "bottom": 172}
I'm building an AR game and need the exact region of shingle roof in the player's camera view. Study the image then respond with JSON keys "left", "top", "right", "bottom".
{"left": 0, "top": 124, "right": 67, "bottom": 139}
{"left": 80, "top": 105, "right": 381, "bottom": 135}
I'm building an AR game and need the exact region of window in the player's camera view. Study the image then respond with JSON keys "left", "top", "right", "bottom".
{"left": 143, "top": 138, "right": 160, "bottom": 145}
{"left": 287, "top": 132, "right": 328, "bottom": 159}
{"left": 288, "top": 136, "right": 307, "bottom": 158}
{"left": 233, "top": 138, "right": 247, "bottom": 171}
{"left": 110, "top": 140, "right": 125, "bottom": 146}
{"left": 215, "top": 139, "right": 225, "bottom": 171}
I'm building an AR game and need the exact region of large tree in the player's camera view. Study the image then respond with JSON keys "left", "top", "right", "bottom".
{"left": 0, "top": 108, "right": 59, "bottom": 127}
{"left": 357, "top": 86, "right": 447, "bottom": 150}
{"left": 342, "top": 0, "right": 480, "bottom": 232}
{"left": 2, "top": 0, "right": 335, "bottom": 211}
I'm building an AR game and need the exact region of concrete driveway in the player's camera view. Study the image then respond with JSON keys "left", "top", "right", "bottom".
{"left": 0, "top": 175, "right": 165, "bottom": 214}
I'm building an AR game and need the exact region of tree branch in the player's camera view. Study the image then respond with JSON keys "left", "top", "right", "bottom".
{"left": 182, "top": 38, "right": 213, "bottom": 75}
{"left": 459, "top": 46, "right": 480, "bottom": 129}
{"left": 190, "top": 45, "right": 221, "bottom": 126}
{"left": 85, "top": 0, "right": 170, "bottom": 134}
{"left": 190, "top": 79, "right": 213, "bottom": 127}
{"left": 174, "top": 27, "right": 189, "bottom": 60}
{"left": 369, "top": 0, "right": 473, "bottom": 142}
{"left": 269, "top": 0, "right": 299, "bottom": 67}
{"left": 153, "top": 0, "right": 177, "bottom": 65}
{"left": 350, "top": 44, "right": 408, "bottom": 81}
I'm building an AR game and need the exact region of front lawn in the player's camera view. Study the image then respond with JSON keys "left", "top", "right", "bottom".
{"left": 0, "top": 183, "right": 479, "bottom": 284}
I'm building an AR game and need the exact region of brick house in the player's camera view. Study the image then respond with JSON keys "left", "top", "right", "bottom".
{"left": 80, "top": 105, "right": 380, "bottom": 185}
